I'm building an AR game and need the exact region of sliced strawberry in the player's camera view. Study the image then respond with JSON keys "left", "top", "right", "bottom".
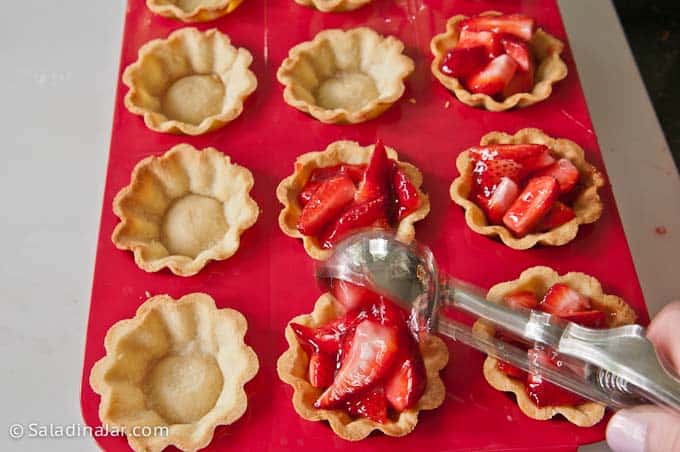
{"left": 540, "top": 283, "right": 592, "bottom": 316}
{"left": 501, "top": 35, "right": 533, "bottom": 71}
{"left": 461, "top": 14, "right": 536, "bottom": 42}
{"left": 496, "top": 360, "right": 527, "bottom": 379}
{"left": 480, "top": 177, "right": 519, "bottom": 224}
{"left": 466, "top": 54, "right": 518, "bottom": 96}
{"left": 457, "top": 30, "right": 504, "bottom": 58}
{"left": 441, "top": 46, "right": 489, "bottom": 78}
{"left": 501, "top": 64, "right": 534, "bottom": 98}
{"left": 537, "top": 201, "right": 575, "bottom": 231}
{"left": 315, "top": 319, "right": 399, "bottom": 408}
{"left": 469, "top": 144, "right": 554, "bottom": 174}
{"left": 472, "top": 158, "right": 523, "bottom": 198}
{"left": 504, "top": 291, "right": 539, "bottom": 310}
{"left": 297, "top": 180, "right": 322, "bottom": 207}
{"left": 310, "top": 164, "right": 366, "bottom": 185}
{"left": 356, "top": 140, "right": 392, "bottom": 205}
{"left": 560, "top": 310, "right": 606, "bottom": 328}
{"left": 534, "top": 158, "right": 580, "bottom": 193}
{"left": 290, "top": 322, "right": 342, "bottom": 355}
{"left": 297, "top": 176, "right": 355, "bottom": 236}
{"left": 345, "top": 386, "right": 388, "bottom": 423}
{"left": 384, "top": 345, "right": 426, "bottom": 411}
{"left": 526, "top": 372, "right": 586, "bottom": 408}
{"left": 320, "top": 196, "right": 388, "bottom": 249}
{"left": 369, "top": 297, "right": 408, "bottom": 328}
{"left": 502, "top": 176, "right": 559, "bottom": 236}
{"left": 391, "top": 161, "right": 420, "bottom": 221}
{"left": 330, "top": 279, "right": 379, "bottom": 312}
{"left": 308, "top": 352, "right": 335, "bottom": 388}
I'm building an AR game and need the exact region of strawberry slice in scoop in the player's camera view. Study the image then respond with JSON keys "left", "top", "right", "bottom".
{"left": 496, "top": 360, "right": 527, "bottom": 379}
{"left": 466, "top": 54, "right": 518, "bottom": 96}
{"left": 391, "top": 161, "right": 420, "bottom": 221}
{"left": 534, "top": 158, "right": 580, "bottom": 193}
{"left": 356, "top": 140, "right": 392, "bottom": 205}
{"left": 480, "top": 176, "right": 520, "bottom": 224}
{"left": 502, "top": 176, "right": 559, "bottom": 236}
{"left": 320, "top": 196, "right": 388, "bottom": 249}
{"left": 559, "top": 310, "right": 606, "bottom": 328}
{"left": 297, "top": 176, "right": 356, "bottom": 236}
{"left": 526, "top": 372, "right": 586, "bottom": 408}
{"left": 537, "top": 201, "right": 575, "bottom": 231}
{"left": 461, "top": 14, "right": 536, "bottom": 42}
{"left": 330, "top": 279, "right": 379, "bottom": 312}
{"left": 345, "top": 386, "right": 388, "bottom": 423}
{"left": 441, "top": 46, "right": 489, "bottom": 79}
{"left": 315, "top": 319, "right": 399, "bottom": 408}
{"left": 504, "top": 291, "right": 539, "bottom": 310}
{"left": 539, "top": 283, "right": 592, "bottom": 316}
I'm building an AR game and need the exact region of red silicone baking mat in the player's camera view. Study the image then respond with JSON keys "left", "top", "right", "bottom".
{"left": 81, "top": 0, "right": 650, "bottom": 450}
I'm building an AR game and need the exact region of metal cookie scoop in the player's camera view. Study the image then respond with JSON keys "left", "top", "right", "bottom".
{"left": 315, "top": 230, "right": 680, "bottom": 413}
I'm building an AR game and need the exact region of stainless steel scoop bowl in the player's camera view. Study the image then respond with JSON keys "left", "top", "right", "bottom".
{"left": 316, "top": 230, "right": 680, "bottom": 413}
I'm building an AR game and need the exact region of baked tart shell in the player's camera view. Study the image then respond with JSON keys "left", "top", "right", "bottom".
{"left": 145, "top": 0, "right": 245, "bottom": 22}
{"left": 450, "top": 128, "right": 605, "bottom": 249}
{"left": 294, "top": 0, "right": 371, "bottom": 12}
{"left": 276, "top": 140, "right": 430, "bottom": 260}
{"left": 430, "top": 11, "right": 568, "bottom": 111}
{"left": 277, "top": 294, "right": 449, "bottom": 440}
{"left": 472, "top": 266, "right": 637, "bottom": 426}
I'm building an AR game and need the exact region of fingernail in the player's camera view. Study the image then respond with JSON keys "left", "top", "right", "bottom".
{"left": 607, "top": 411, "right": 647, "bottom": 452}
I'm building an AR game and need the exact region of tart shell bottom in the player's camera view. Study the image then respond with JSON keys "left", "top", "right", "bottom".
{"left": 276, "top": 294, "right": 449, "bottom": 441}
{"left": 472, "top": 266, "right": 637, "bottom": 426}
{"left": 276, "top": 140, "right": 430, "bottom": 260}
{"left": 450, "top": 128, "right": 606, "bottom": 250}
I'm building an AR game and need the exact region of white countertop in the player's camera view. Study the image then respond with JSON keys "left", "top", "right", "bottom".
{"left": 0, "top": 1, "right": 678, "bottom": 451}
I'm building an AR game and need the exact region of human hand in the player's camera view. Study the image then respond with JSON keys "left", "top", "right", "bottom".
{"left": 606, "top": 301, "right": 680, "bottom": 452}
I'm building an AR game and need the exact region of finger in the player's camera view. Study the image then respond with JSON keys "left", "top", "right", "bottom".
{"left": 647, "top": 301, "right": 680, "bottom": 374}
{"left": 607, "top": 406, "right": 680, "bottom": 452}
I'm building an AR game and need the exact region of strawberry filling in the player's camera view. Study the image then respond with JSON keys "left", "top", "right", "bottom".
{"left": 467, "top": 143, "right": 580, "bottom": 237}
{"left": 440, "top": 13, "right": 538, "bottom": 99}
{"left": 291, "top": 286, "right": 426, "bottom": 423}
{"left": 296, "top": 140, "right": 421, "bottom": 249}
{"left": 494, "top": 283, "right": 609, "bottom": 408}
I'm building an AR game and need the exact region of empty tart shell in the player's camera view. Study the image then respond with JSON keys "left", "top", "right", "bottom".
{"left": 276, "top": 140, "right": 430, "bottom": 260}
{"left": 430, "top": 11, "right": 568, "bottom": 111}
{"left": 146, "top": 0, "right": 245, "bottom": 22}
{"left": 277, "top": 294, "right": 449, "bottom": 440}
{"left": 277, "top": 27, "right": 414, "bottom": 124}
{"left": 293, "top": 0, "right": 372, "bottom": 13}
{"left": 90, "top": 293, "right": 259, "bottom": 452}
{"left": 450, "top": 128, "right": 605, "bottom": 249}
{"left": 112, "top": 143, "right": 259, "bottom": 276}
{"left": 123, "top": 27, "right": 257, "bottom": 135}
{"left": 472, "top": 266, "right": 637, "bottom": 427}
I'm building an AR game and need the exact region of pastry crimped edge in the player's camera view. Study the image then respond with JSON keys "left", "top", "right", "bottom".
{"left": 145, "top": 0, "right": 245, "bottom": 22}
{"left": 472, "top": 266, "right": 637, "bottom": 426}
{"left": 276, "top": 140, "right": 430, "bottom": 260}
{"left": 90, "top": 293, "right": 259, "bottom": 452}
{"left": 450, "top": 128, "right": 605, "bottom": 249}
{"left": 112, "top": 143, "right": 260, "bottom": 276}
{"left": 277, "top": 294, "right": 449, "bottom": 440}
{"left": 123, "top": 28, "right": 257, "bottom": 135}
{"left": 277, "top": 27, "right": 414, "bottom": 124}
{"left": 294, "top": 0, "right": 371, "bottom": 12}
{"left": 430, "top": 11, "right": 568, "bottom": 111}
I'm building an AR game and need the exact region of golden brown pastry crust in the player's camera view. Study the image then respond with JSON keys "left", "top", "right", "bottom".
{"left": 276, "top": 140, "right": 430, "bottom": 260}
{"left": 123, "top": 28, "right": 257, "bottom": 135}
{"left": 277, "top": 27, "right": 414, "bottom": 124}
{"left": 472, "top": 266, "right": 637, "bottom": 426}
{"left": 146, "top": 0, "right": 245, "bottom": 22}
{"left": 430, "top": 11, "right": 568, "bottom": 111}
{"left": 277, "top": 294, "right": 449, "bottom": 440}
{"left": 450, "top": 128, "right": 605, "bottom": 249}
{"left": 90, "top": 293, "right": 259, "bottom": 452}
{"left": 294, "top": 0, "right": 371, "bottom": 12}
{"left": 112, "top": 143, "right": 259, "bottom": 276}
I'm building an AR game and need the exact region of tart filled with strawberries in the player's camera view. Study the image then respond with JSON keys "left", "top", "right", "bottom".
{"left": 277, "top": 140, "right": 430, "bottom": 260}
{"left": 450, "top": 128, "right": 605, "bottom": 249}
{"left": 472, "top": 266, "right": 637, "bottom": 426}
{"left": 277, "top": 281, "right": 448, "bottom": 440}
{"left": 430, "top": 11, "right": 567, "bottom": 111}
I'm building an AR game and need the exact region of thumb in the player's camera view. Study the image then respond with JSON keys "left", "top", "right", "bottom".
{"left": 607, "top": 405, "right": 680, "bottom": 452}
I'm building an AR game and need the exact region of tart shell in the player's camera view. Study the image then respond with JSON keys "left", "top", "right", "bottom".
{"left": 146, "top": 0, "right": 245, "bottom": 22}
{"left": 277, "top": 27, "right": 414, "bottom": 124}
{"left": 450, "top": 128, "right": 605, "bottom": 249}
{"left": 277, "top": 294, "right": 449, "bottom": 440}
{"left": 430, "top": 11, "right": 568, "bottom": 111}
{"left": 294, "top": 0, "right": 372, "bottom": 12}
{"left": 123, "top": 28, "right": 257, "bottom": 135}
{"left": 472, "top": 266, "right": 637, "bottom": 426}
{"left": 112, "top": 143, "right": 259, "bottom": 276}
{"left": 276, "top": 140, "right": 430, "bottom": 260}
{"left": 90, "top": 293, "right": 259, "bottom": 452}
